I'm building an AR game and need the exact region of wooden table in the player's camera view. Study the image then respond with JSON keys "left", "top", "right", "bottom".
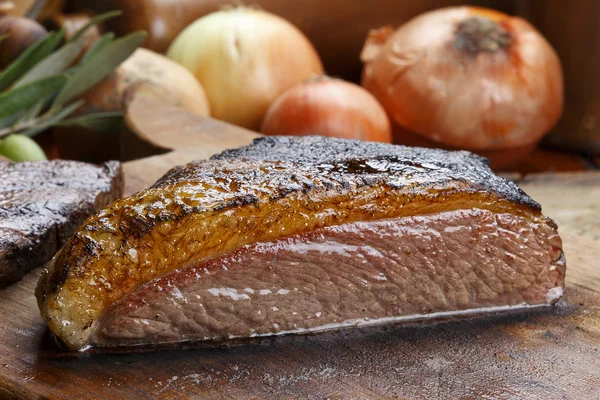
{"left": 1, "top": 111, "right": 599, "bottom": 399}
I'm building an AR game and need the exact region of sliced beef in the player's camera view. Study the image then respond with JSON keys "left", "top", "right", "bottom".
{"left": 36, "top": 136, "right": 565, "bottom": 350}
{"left": 93, "top": 209, "right": 564, "bottom": 346}
{"left": 0, "top": 160, "right": 123, "bottom": 287}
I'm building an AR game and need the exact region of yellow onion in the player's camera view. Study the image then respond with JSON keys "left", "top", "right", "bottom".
{"left": 361, "top": 6, "right": 563, "bottom": 151}
{"left": 167, "top": 7, "right": 323, "bottom": 130}
{"left": 262, "top": 77, "right": 392, "bottom": 143}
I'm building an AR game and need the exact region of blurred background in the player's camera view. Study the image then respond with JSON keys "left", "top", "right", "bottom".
{"left": 1, "top": 0, "right": 598, "bottom": 174}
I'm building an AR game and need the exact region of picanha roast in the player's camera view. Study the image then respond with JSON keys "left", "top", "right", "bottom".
{"left": 35, "top": 136, "right": 565, "bottom": 350}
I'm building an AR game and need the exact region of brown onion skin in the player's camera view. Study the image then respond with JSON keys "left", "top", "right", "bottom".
{"left": 0, "top": 16, "right": 47, "bottom": 68}
{"left": 261, "top": 78, "right": 392, "bottom": 143}
{"left": 361, "top": 6, "right": 564, "bottom": 151}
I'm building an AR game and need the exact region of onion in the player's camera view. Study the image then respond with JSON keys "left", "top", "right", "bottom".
{"left": 0, "top": 16, "right": 47, "bottom": 68}
{"left": 166, "top": 7, "right": 323, "bottom": 130}
{"left": 361, "top": 6, "right": 564, "bottom": 151}
{"left": 262, "top": 77, "right": 392, "bottom": 143}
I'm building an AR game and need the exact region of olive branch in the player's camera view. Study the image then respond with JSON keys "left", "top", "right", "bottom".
{"left": 0, "top": 11, "right": 146, "bottom": 139}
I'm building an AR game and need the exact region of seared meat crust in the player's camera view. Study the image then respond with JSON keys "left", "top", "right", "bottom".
{"left": 0, "top": 160, "right": 122, "bottom": 287}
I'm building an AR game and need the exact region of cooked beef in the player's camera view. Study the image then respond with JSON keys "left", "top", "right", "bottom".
{"left": 36, "top": 136, "right": 565, "bottom": 350}
{"left": 93, "top": 209, "right": 563, "bottom": 346}
{"left": 0, "top": 160, "right": 123, "bottom": 287}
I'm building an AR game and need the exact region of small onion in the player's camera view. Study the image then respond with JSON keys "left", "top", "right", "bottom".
{"left": 262, "top": 77, "right": 392, "bottom": 143}
{"left": 167, "top": 7, "right": 324, "bottom": 130}
{"left": 361, "top": 6, "right": 563, "bottom": 151}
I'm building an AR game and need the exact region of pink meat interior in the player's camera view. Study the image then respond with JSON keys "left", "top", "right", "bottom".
{"left": 92, "top": 208, "right": 565, "bottom": 347}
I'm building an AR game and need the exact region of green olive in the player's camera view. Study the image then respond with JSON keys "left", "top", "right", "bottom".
{"left": 0, "top": 134, "right": 47, "bottom": 161}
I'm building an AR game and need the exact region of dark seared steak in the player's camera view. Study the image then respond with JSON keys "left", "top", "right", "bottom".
{"left": 0, "top": 160, "right": 123, "bottom": 287}
{"left": 36, "top": 136, "right": 565, "bottom": 350}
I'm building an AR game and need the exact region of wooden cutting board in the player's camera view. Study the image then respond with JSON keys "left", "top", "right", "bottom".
{"left": 1, "top": 113, "right": 599, "bottom": 399}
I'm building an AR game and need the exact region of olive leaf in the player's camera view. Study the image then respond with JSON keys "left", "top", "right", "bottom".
{"left": 0, "top": 113, "right": 23, "bottom": 130}
{"left": 58, "top": 112, "right": 124, "bottom": 132}
{"left": 0, "top": 75, "right": 67, "bottom": 119}
{"left": 13, "top": 98, "right": 47, "bottom": 125}
{"left": 80, "top": 32, "right": 115, "bottom": 65}
{"left": 15, "top": 12, "right": 124, "bottom": 87}
{"left": 53, "top": 31, "right": 147, "bottom": 107}
{"left": 0, "top": 30, "right": 64, "bottom": 91}
{"left": 19, "top": 101, "right": 85, "bottom": 137}
{"left": 14, "top": 35, "right": 86, "bottom": 87}
{"left": 69, "top": 10, "right": 122, "bottom": 43}
{"left": 0, "top": 10, "right": 146, "bottom": 140}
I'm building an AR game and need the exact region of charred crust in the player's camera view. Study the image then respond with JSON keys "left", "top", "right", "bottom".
{"left": 83, "top": 239, "right": 99, "bottom": 258}
{"left": 210, "top": 136, "right": 539, "bottom": 211}
{"left": 544, "top": 216, "right": 559, "bottom": 230}
{"left": 1, "top": 160, "right": 122, "bottom": 288}
{"left": 119, "top": 215, "right": 154, "bottom": 238}
{"left": 47, "top": 257, "right": 71, "bottom": 293}
{"left": 213, "top": 194, "right": 259, "bottom": 212}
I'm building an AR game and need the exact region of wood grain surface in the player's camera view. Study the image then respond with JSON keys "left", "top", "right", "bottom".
{"left": 0, "top": 117, "right": 599, "bottom": 399}
{"left": 122, "top": 97, "right": 259, "bottom": 195}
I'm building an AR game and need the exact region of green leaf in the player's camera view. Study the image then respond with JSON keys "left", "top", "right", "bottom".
{"left": 19, "top": 100, "right": 84, "bottom": 137}
{"left": 13, "top": 98, "right": 46, "bottom": 124}
{"left": 58, "top": 111, "right": 124, "bottom": 132}
{"left": 0, "top": 75, "right": 67, "bottom": 119}
{"left": 63, "top": 65, "right": 80, "bottom": 75}
{"left": 0, "top": 112, "right": 24, "bottom": 130}
{"left": 69, "top": 10, "right": 122, "bottom": 43}
{"left": 14, "top": 35, "right": 86, "bottom": 87}
{"left": 53, "top": 31, "right": 146, "bottom": 107}
{"left": 0, "top": 31, "right": 65, "bottom": 91}
{"left": 80, "top": 32, "right": 115, "bottom": 65}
